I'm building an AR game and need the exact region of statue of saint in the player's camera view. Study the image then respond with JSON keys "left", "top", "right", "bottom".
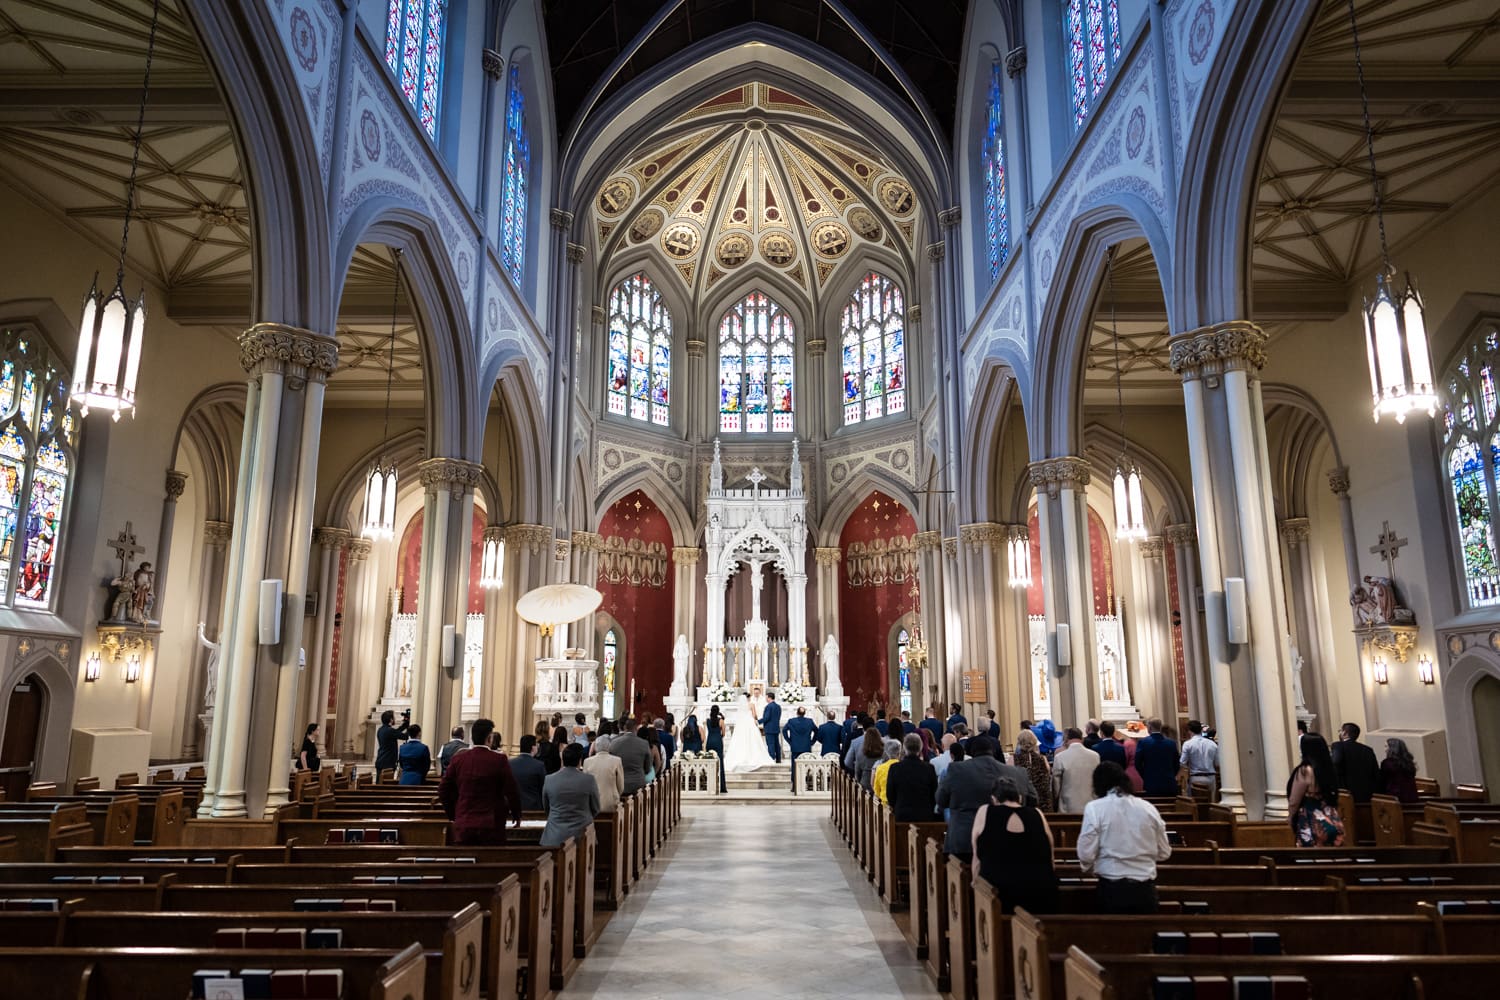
{"left": 822, "top": 633, "right": 843, "bottom": 697}
{"left": 671, "top": 633, "right": 691, "bottom": 694}
{"left": 196, "top": 622, "right": 220, "bottom": 709}
{"left": 131, "top": 562, "right": 155, "bottom": 623}
{"left": 107, "top": 571, "right": 135, "bottom": 623}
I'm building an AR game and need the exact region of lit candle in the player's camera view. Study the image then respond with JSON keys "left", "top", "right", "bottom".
{"left": 629, "top": 677, "right": 636, "bottom": 709}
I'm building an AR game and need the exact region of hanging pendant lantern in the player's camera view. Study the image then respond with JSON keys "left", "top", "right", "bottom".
{"left": 480, "top": 529, "right": 506, "bottom": 589}
{"left": 362, "top": 248, "right": 403, "bottom": 540}
{"left": 1113, "top": 462, "right": 1147, "bottom": 542}
{"left": 1007, "top": 530, "right": 1032, "bottom": 588}
{"left": 1365, "top": 271, "right": 1436, "bottom": 423}
{"left": 72, "top": 0, "right": 160, "bottom": 421}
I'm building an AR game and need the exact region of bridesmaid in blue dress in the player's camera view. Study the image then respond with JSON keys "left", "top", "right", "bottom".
{"left": 681, "top": 712, "right": 704, "bottom": 753}
{"left": 704, "top": 705, "right": 727, "bottom": 793}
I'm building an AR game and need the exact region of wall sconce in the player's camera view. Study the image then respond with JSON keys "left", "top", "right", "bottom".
{"left": 1371, "top": 655, "right": 1389, "bottom": 685}
{"left": 84, "top": 652, "right": 101, "bottom": 682}
{"left": 124, "top": 654, "right": 141, "bottom": 683}
{"left": 1417, "top": 654, "right": 1435, "bottom": 685}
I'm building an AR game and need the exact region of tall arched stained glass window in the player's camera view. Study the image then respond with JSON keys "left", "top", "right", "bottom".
{"left": 606, "top": 273, "right": 672, "bottom": 426}
{"left": 1064, "top": 0, "right": 1123, "bottom": 127}
{"left": 1441, "top": 329, "right": 1500, "bottom": 607}
{"left": 840, "top": 271, "right": 906, "bottom": 425}
{"left": 983, "top": 61, "right": 1010, "bottom": 280}
{"left": 602, "top": 628, "right": 618, "bottom": 719}
{"left": 385, "top": 0, "right": 447, "bottom": 138}
{"left": 0, "top": 332, "right": 76, "bottom": 611}
{"left": 897, "top": 627, "right": 912, "bottom": 715}
{"left": 719, "top": 291, "right": 794, "bottom": 434}
{"left": 500, "top": 64, "right": 530, "bottom": 287}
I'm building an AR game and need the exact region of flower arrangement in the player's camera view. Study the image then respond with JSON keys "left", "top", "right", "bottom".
{"left": 708, "top": 682, "right": 735, "bottom": 703}
{"left": 678, "top": 750, "right": 718, "bottom": 760}
{"left": 776, "top": 679, "right": 806, "bottom": 704}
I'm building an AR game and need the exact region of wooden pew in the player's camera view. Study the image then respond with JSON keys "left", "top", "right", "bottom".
{"left": 0, "top": 861, "right": 231, "bottom": 884}
{"left": 901, "top": 822, "right": 945, "bottom": 957}
{"left": 1421, "top": 802, "right": 1500, "bottom": 862}
{"left": 21, "top": 794, "right": 138, "bottom": 848}
{"left": 280, "top": 817, "right": 453, "bottom": 846}
{"left": 0, "top": 802, "right": 94, "bottom": 860}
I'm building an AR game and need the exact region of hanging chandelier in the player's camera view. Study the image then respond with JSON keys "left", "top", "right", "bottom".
{"left": 72, "top": 0, "right": 160, "bottom": 421}
{"left": 361, "top": 249, "right": 402, "bottom": 540}
{"left": 479, "top": 388, "right": 506, "bottom": 588}
{"left": 1346, "top": 0, "right": 1436, "bottom": 424}
{"left": 1107, "top": 246, "right": 1147, "bottom": 541}
{"left": 1007, "top": 528, "right": 1032, "bottom": 588}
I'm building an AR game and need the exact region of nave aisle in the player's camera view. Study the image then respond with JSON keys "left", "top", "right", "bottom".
{"left": 558, "top": 803, "right": 936, "bottom": 998}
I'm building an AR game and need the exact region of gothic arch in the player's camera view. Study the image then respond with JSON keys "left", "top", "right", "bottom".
{"left": 1262, "top": 383, "right": 1346, "bottom": 519}
{"left": 0, "top": 651, "right": 74, "bottom": 784}
{"left": 818, "top": 472, "right": 922, "bottom": 548}
{"left": 490, "top": 361, "right": 547, "bottom": 525}
{"left": 961, "top": 362, "right": 1020, "bottom": 523}
{"left": 593, "top": 476, "right": 695, "bottom": 548}
{"left": 1442, "top": 647, "right": 1500, "bottom": 789}
{"left": 323, "top": 428, "right": 427, "bottom": 532}
{"left": 1082, "top": 422, "right": 1195, "bottom": 528}
{"left": 170, "top": 383, "right": 247, "bottom": 523}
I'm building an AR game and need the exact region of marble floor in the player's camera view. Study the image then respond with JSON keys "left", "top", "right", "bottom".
{"left": 558, "top": 802, "right": 939, "bottom": 999}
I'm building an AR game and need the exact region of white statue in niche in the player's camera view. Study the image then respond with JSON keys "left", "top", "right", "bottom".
{"left": 822, "top": 633, "right": 843, "bottom": 697}
{"left": 196, "top": 622, "right": 220, "bottom": 709}
{"left": 671, "top": 634, "right": 690, "bottom": 694}
{"left": 1287, "top": 634, "right": 1308, "bottom": 712}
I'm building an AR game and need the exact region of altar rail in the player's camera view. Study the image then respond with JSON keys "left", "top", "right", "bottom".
{"left": 677, "top": 756, "right": 720, "bottom": 796}
{"left": 794, "top": 753, "right": 840, "bottom": 796}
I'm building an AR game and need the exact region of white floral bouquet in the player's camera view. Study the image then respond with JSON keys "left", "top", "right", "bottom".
{"left": 777, "top": 680, "right": 806, "bottom": 704}
{"left": 679, "top": 750, "right": 718, "bottom": 760}
{"left": 708, "top": 682, "right": 735, "bottom": 703}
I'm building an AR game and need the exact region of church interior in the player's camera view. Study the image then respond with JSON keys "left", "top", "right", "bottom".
{"left": 1, "top": 0, "right": 1499, "bottom": 995}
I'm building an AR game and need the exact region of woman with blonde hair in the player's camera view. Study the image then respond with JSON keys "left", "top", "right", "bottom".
{"left": 1013, "top": 729, "right": 1055, "bottom": 811}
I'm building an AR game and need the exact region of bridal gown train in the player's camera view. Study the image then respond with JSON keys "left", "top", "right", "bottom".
{"left": 722, "top": 699, "right": 776, "bottom": 773}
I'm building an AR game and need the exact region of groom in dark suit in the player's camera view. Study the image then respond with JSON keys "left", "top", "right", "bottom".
{"left": 759, "top": 692, "right": 783, "bottom": 762}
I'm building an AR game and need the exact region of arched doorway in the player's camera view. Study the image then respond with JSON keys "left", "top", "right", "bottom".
{"left": 1474, "top": 676, "right": 1500, "bottom": 803}
{"left": 0, "top": 673, "right": 45, "bottom": 802}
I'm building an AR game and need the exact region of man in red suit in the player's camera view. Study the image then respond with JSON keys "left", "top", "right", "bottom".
{"left": 438, "top": 718, "right": 522, "bottom": 844}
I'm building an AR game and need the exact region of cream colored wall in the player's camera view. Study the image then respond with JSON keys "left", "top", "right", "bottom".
{"left": 149, "top": 439, "right": 208, "bottom": 758}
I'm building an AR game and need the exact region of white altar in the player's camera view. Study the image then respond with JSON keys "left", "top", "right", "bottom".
{"left": 376, "top": 607, "right": 484, "bottom": 723}
{"left": 1028, "top": 607, "right": 1139, "bottom": 722}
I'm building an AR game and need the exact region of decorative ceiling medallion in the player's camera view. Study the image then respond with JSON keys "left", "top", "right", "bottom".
{"left": 849, "top": 206, "right": 882, "bottom": 241}
{"left": 811, "top": 221, "right": 850, "bottom": 258}
{"left": 815, "top": 260, "right": 837, "bottom": 285}
{"left": 630, "top": 209, "right": 665, "bottom": 242}
{"left": 716, "top": 233, "right": 752, "bottom": 268}
{"left": 746, "top": 118, "right": 767, "bottom": 131}
{"left": 760, "top": 231, "right": 797, "bottom": 267}
{"left": 662, "top": 222, "right": 700, "bottom": 259}
{"left": 878, "top": 178, "right": 915, "bottom": 216}
{"left": 598, "top": 177, "right": 634, "bottom": 216}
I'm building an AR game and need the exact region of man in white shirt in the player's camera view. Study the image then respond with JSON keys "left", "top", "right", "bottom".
{"left": 931, "top": 733, "right": 958, "bottom": 783}
{"left": 1179, "top": 719, "right": 1220, "bottom": 799}
{"left": 1052, "top": 727, "right": 1100, "bottom": 813}
{"left": 1076, "top": 761, "right": 1172, "bottom": 913}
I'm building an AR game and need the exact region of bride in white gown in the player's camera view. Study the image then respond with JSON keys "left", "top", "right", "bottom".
{"left": 722, "top": 692, "right": 776, "bottom": 772}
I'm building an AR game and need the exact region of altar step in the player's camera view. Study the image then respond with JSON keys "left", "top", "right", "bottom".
{"left": 724, "top": 762, "right": 792, "bottom": 792}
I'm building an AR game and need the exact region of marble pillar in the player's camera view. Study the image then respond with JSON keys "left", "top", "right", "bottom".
{"left": 1166, "top": 523, "right": 1208, "bottom": 724}
{"left": 813, "top": 547, "right": 841, "bottom": 688}
{"left": 181, "top": 519, "right": 230, "bottom": 758}
{"left": 499, "top": 524, "right": 551, "bottom": 742}
{"left": 203, "top": 323, "right": 337, "bottom": 819}
{"left": 671, "top": 547, "right": 701, "bottom": 677}
{"left": 479, "top": 525, "right": 506, "bottom": 722}
{"left": 140, "top": 470, "right": 186, "bottom": 731}
{"left": 1028, "top": 457, "right": 1099, "bottom": 726}
{"left": 335, "top": 538, "right": 375, "bottom": 755}
{"left": 412, "top": 458, "right": 483, "bottom": 742}
{"left": 914, "top": 532, "right": 945, "bottom": 708}
{"left": 307, "top": 527, "right": 350, "bottom": 745}
{"left": 1137, "top": 536, "right": 1175, "bottom": 723}
{"left": 1279, "top": 518, "right": 1326, "bottom": 725}
{"left": 572, "top": 530, "right": 602, "bottom": 656}
{"left": 959, "top": 523, "right": 1008, "bottom": 720}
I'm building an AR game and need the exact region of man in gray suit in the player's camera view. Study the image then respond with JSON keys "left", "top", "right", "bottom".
{"left": 936, "top": 735, "right": 1037, "bottom": 860}
{"left": 608, "top": 725, "right": 653, "bottom": 795}
{"left": 541, "top": 743, "right": 601, "bottom": 848}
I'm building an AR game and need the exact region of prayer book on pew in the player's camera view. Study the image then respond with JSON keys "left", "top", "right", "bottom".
{"left": 1153, "top": 977, "right": 1195, "bottom": 1000}
{"left": 1194, "top": 978, "right": 1231, "bottom": 1000}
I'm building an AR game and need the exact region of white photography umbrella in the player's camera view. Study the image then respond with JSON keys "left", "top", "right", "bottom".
{"left": 515, "top": 583, "right": 602, "bottom": 637}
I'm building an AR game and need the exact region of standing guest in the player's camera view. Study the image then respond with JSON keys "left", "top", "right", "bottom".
{"left": 299, "top": 723, "right": 321, "bottom": 773}
{"left": 582, "top": 734, "right": 624, "bottom": 813}
{"left": 704, "top": 705, "right": 727, "bottom": 793}
{"left": 887, "top": 733, "right": 939, "bottom": 822}
{"left": 511, "top": 734, "right": 547, "bottom": 810}
{"left": 398, "top": 725, "right": 431, "bottom": 784}
{"left": 917, "top": 727, "right": 937, "bottom": 761}
{"left": 437, "top": 726, "right": 468, "bottom": 775}
{"left": 855, "top": 726, "right": 884, "bottom": 792}
{"left": 1332, "top": 722, "right": 1382, "bottom": 803}
{"left": 534, "top": 720, "right": 561, "bottom": 774}
{"left": 680, "top": 711, "right": 704, "bottom": 754}
{"left": 840, "top": 712, "right": 865, "bottom": 759}
{"left": 872, "top": 738, "right": 904, "bottom": 803}
{"left": 951, "top": 723, "right": 971, "bottom": 754}
{"left": 550, "top": 712, "right": 568, "bottom": 745}
{"left": 972, "top": 774, "right": 1059, "bottom": 914}
{"left": 1013, "top": 729, "right": 1055, "bottom": 811}
{"left": 1031, "top": 720, "right": 1064, "bottom": 761}
{"left": 374, "top": 709, "right": 410, "bottom": 777}
{"left": 784, "top": 707, "right": 817, "bottom": 758}
{"left": 1133, "top": 719, "right": 1180, "bottom": 797}
{"left": 937, "top": 736, "right": 1005, "bottom": 861}
{"left": 816, "top": 710, "right": 843, "bottom": 758}
{"left": 439, "top": 718, "right": 521, "bottom": 845}
{"left": 1052, "top": 727, "right": 1100, "bottom": 814}
{"left": 1179, "top": 720, "right": 1220, "bottom": 799}
{"left": 637, "top": 725, "right": 662, "bottom": 784}
{"left": 1288, "top": 734, "right": 1346, "bottom": 847}
{"left": 1094, "top": 721, "right": 1127, "bottom": 768}
{"left": 1077, "top": 762, "right": 1171, "bottom": 913}
{"left": 931, "top": 734, "right": 958, "bottom": 784}
{"left": 947, "top": 703, "right": 968, "bottom": 734}
{"left": 937, "top": 741, "right": 967, "bottom": 820}
{"left": 899, "top": 710, "right": 916, "bottom": 737}
{"left": 1083, "top": 720, "right": 1102, "bottom": 750}
{"left": 610, "top": 723, "right": 654, "bottom": 796}
{"left": 1122, "top": 734, "right": 1146, "bottom": 792}
{"left": 570, "top": 713, "right": 590, "bottom": 748}
{"left": 1380, "top": 737, "right": 1420, "bottom": 803}
{"left": 984, "top": 710, "right": 1001, "bottom": 741}
{"left": 875, "top": 709, "right": 890, "bottom": 738}
{"left": 919, "top": 708, "right": 945, "bottom": 748}
{"left": 541, "top": 743, "right": 600, "bottom": 848}
{"left": 654, "top": 718, "right": 677, "bottom": 771}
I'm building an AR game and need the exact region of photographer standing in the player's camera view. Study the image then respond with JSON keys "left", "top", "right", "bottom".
{"left": 375, "top": 708, "right": 410, "bottom": 777}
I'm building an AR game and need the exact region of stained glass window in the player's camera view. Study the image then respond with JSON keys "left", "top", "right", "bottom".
{"left": 384, "top": 0, "right": 446, "bottom": 138}
{"left": 606, "top": 273, "right": 672, "bottom": 426}
{"left": 983, "top": 62, "right": 1010, "bottom": 280}
{"left": 719, "top": 292, "right": 794, "bottom": 434}
{"left": 500, "top": 64, "right": 530, "bottom": 287}
{"left": 1065, "top": 0, "right": 1122, "bottom": 127}
{"left": 602, "top": 628, "right": 618, "bottom": 719}
{"left": 840, "top": 271, "right": 906, "bottom": 425}
{"left": 897, "top": 627, "right": 912, "bottom": 715}
{"left": 0, "top": 331, "right": 75, "bottom": 610}
{"left": 1442, "top": 331, "right": 1500, "bottom": 607}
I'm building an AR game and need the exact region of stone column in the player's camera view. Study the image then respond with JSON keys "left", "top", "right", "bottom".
{"left": 1279, "top": 518, "right": 1325, "bottom": 723}
{"left": 307, "top": 527, "right": 350, "bottom": 746}
{"left": 571, "top": 530, "right": 602, "bottom": 656}
{"left": 806, "top": 338, "right": 827, "bottom": 443}
{"left": 1004, "top": 524, "right": 1034, "bottom": 725}
{"left": 551, "top": 536, "right": 571, "bottom": 658}
{"left": 686, "top": 337, "right": 707, "bottom": 442}
{"left": 203, "top": 323, "right": 337, "bottom": 819}
{"left": 499, "top": 524, "right": 551, "bottom": 741}
{"left": 136, "top": 469, "right": 187, "bottom": 732}
{"left": 477, "top": 49, "right": 505, "bottom": 227}
{"left": 959, "top": 523, "right": 1007, "bottom": 719}
{"left": 412, "top": 458, "right": 483, "bottom": 742}
{"left": 1165, "top": 524, "right": 1207, "bottom": 722}
{"left": 1137, "top": 536, "right": 1175, "bottom": 722}
{"left": 182, "top": 519, "right": 230, "bottom": 758}
{"left": 914, "top": 531, "right": 945, "bottom": 708}
{"left": 1028, "top": 457, "right": 1099, "bottom": 726}
{"left": 1169, "top": 322, "right": 1295, "bottom": 819}
{"left": 671, "top": 547, "right": 701, "bottom": 673}
{"left": 335, "top": 538, "right": 374, "bottom": 755}
{"left": 479, "top": 525, "right": 507, "bottom": 721}
{"left": 813, "top": 547, "right": 841, "bottom": 680}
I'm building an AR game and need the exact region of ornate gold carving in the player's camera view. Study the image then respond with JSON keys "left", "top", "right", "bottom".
{"left": 313, "top": 526, "right": 352, "bottom": 549}
{"left": 1164, "top": 523, "right": 1196, "bottom": 547}
{"left": 239, "top": 323, "right": 339, "bottom": 383}
{"left": 417, "top": 457, "right": 484, "bottom": 498}
{"left": 1168, "top": 321, "right": 1268, "bottom": 381}
{"left": 202, "top": 520, "right": 232, "bottom": 547}
{"left": 1328, "top": 466, "right": 1351, "bottom": 496}
{"left": 1358, "top": 624, "right": 1419, "bottom": 663}
{"left": 164, "top": 470, "right": 187, "bottom": 500}
{"left": 671, "top": 546, "right": 702, "bottom": 566}
{"left": 814, "top": 546, "right": 843, "bottom": 567}
{"left": 1027, "top": 456, "right": 1090, "bottom": 499}
{"left": 347, "top": 538, "right": 373, "bottom": 561}
{"left": 1280, "top": 517, "right": 1311, "bottom": 546}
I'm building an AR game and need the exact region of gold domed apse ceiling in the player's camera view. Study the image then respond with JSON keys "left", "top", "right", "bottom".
{"left": 591, "top": 83, "right": 921, "bottom": 304}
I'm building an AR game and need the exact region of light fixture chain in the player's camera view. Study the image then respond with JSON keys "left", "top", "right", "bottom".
{"left": 116, "top": 0, "right": 162, "bottom": 290}
{"left": 1346, "top": 0, "right": 1391, "bottom": 273}
{"left": 381, "top": 248, "right": 402, "bottom": 451}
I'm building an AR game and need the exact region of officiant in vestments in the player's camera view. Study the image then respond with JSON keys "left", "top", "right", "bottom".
{"left": 760, "top": 692, "right": 783, "bottom": 762}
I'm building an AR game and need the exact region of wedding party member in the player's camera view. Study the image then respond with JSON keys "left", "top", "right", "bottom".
{"left": 1052, "top": 727, "right": 1099, "bottom": 814}
{"left": 816, "top": 710, "right": 842, "bottom": 757}
{"left": 887, "top": 733, "right": 938, "bottom": 822}
{"left": 874, "top": 709, "right": 890, "bottom": 737}
{"left": 946, "top": 703, "right": 968, "bottom": 734}
{"left": 705, "top": 705, "right": 727, "bottom": 793}
{"left": 1381, "top": 737, "right": 1420, "bottom": 803}
{"left": 299, "top": 723, "right": 321, "bottom": 773}
{"left": 855, "top": 726, "right": 884, "bottom": 791}
{"left": 680, "top": 712, "right": 704, "bottom": 753}
{"left": 784, "top": 707, "right": 816, "bottom": 757}
{"left": 1013, "top": 729, "right": 1055, "bottom": 811}
{"left": 582, "top": 735, "right": 624, "bottom": 813}
{"left": 654, "top": 718, "right": 676, "bottom": 771}
{"left": 437, "top": 725, "right": 468, "bottom": 775}
{"left": 541, "top": 744, "right": 600, "bottom": 848}
{"left": 397, "top": 725, "right": 431, "bottom": 785}
{"left": 1076, "top": 762, "right": 1171, "bottom": 914}
{"left": 610, "top": 723, "right": 654, "bottom": 795}
{"left": 972, "top": 774, "right": 1058, "bottom": 915}
{"left": 760, "top": 691, "right": 783, "bottom": 762}
{"left": 374, "top": 708, "right": 409, "bottom": 776}
{"left": 511, "top": 734, "right": 547, "bottom": 810}
{"left": 1288, "top": 734, "right": 1346, "bottom": 847}
{"left": 439, "top": 718, "right": 522, "bottom": 845}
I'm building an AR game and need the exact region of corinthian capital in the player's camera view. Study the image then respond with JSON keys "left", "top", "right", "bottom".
{"left": 571, "top": 530, "right": 602, "bottom": 553}
{"left": 1164, "top": 522, "right": 1197, "bottom": 547}
{"left": 417, "top": 457, "right": 484, "bottom": 498}
{"left": 960, "top": 522, "right": 1006, "bottom": 550}
{"left": 165, "top": 469, "right": 187, "bottom": 500}
{"left": 239, "top": 323, "right": 339, "bottom": 384}
{"left": 1168, "top": 321, "right": 1268, "bottom": 381}
{"left": 348, "top": 537, "right": 373, "bottom": 561}
{"left": 915, "top": 530, "right": 942, "bottom": 552}
{"left": 672, "top": 546, "right": 702, "bottom": 566}
{"left": 1327, "top": 466, "right": 1351, "bottom": 496}
{"left": 203, "top": 520, "right": 232, "bottom": 548}
{"left": 505, "top": 523, "right": 552, "bottom": 551}
{"left": 481, "top": 48, "right": 503, "bottom": 80}
{"left": 1280, "top": 517, "right": 1311, "bottom": 546}
{"left": 313, "top": 526, "right": 352, "bottom": 549}
{"left": 1140, "top": 536, "right": 1166, "bottom": 558}
{"left": 1027, "top": 456, "right": 1091, "bottom": 499}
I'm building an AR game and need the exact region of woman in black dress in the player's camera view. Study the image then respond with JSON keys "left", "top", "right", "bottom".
{"left": 971, "top": 774, "right": 1058, "bottom": 914}
{"left": 705, "top": 705, "right": 727, "bottom": 793}
{"left": 299, "top": 723, "right": 321, "bottom": 772}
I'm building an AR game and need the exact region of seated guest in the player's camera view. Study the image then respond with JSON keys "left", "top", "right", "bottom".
{"left": 511, "top": 734, "right": 547, "bottom": 810}
{"left": 1381, "top": 737, "right": 1419, "bottom": 803}
{"left": 1094, "top": 721, "right": 1127, "bottom": 768}
{"left": 437, "top": 725, "right": 468, "bottom": 775}
{"left": 1013, "top": 729, "right": 1055, "bottom": 811}
{"left": 439, "top": 718, "right": 521, "bottom": 845}
{"left": 972, "top": 774, "right": 1058, "bottom": 915}
{"left": 1077, "top": 762, "right": 1170, "bottom": 913}
{"left": 541, "top": 743, "right": 600, "bottom": 848}
{"left": 397, "top": 724, "right": 431, "bottom": 785}
{"left": 854, "top": 726, "right": 884, "bottom": 792}
{"left": 887, "top": 733, "right": 938, "bottom": 822}
{"left": 582, "top": 734, "right": 624, "bottom": 812}
{"left": 872, "top": 737, "right": 903, "bottom": 803}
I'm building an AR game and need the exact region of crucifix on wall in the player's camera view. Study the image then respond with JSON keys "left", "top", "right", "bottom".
{"left": 107, "top": 522, "right": 145, "bottom": 580}
{"left": 1369, "top": 520, "right": 1409, "bottom": 580}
